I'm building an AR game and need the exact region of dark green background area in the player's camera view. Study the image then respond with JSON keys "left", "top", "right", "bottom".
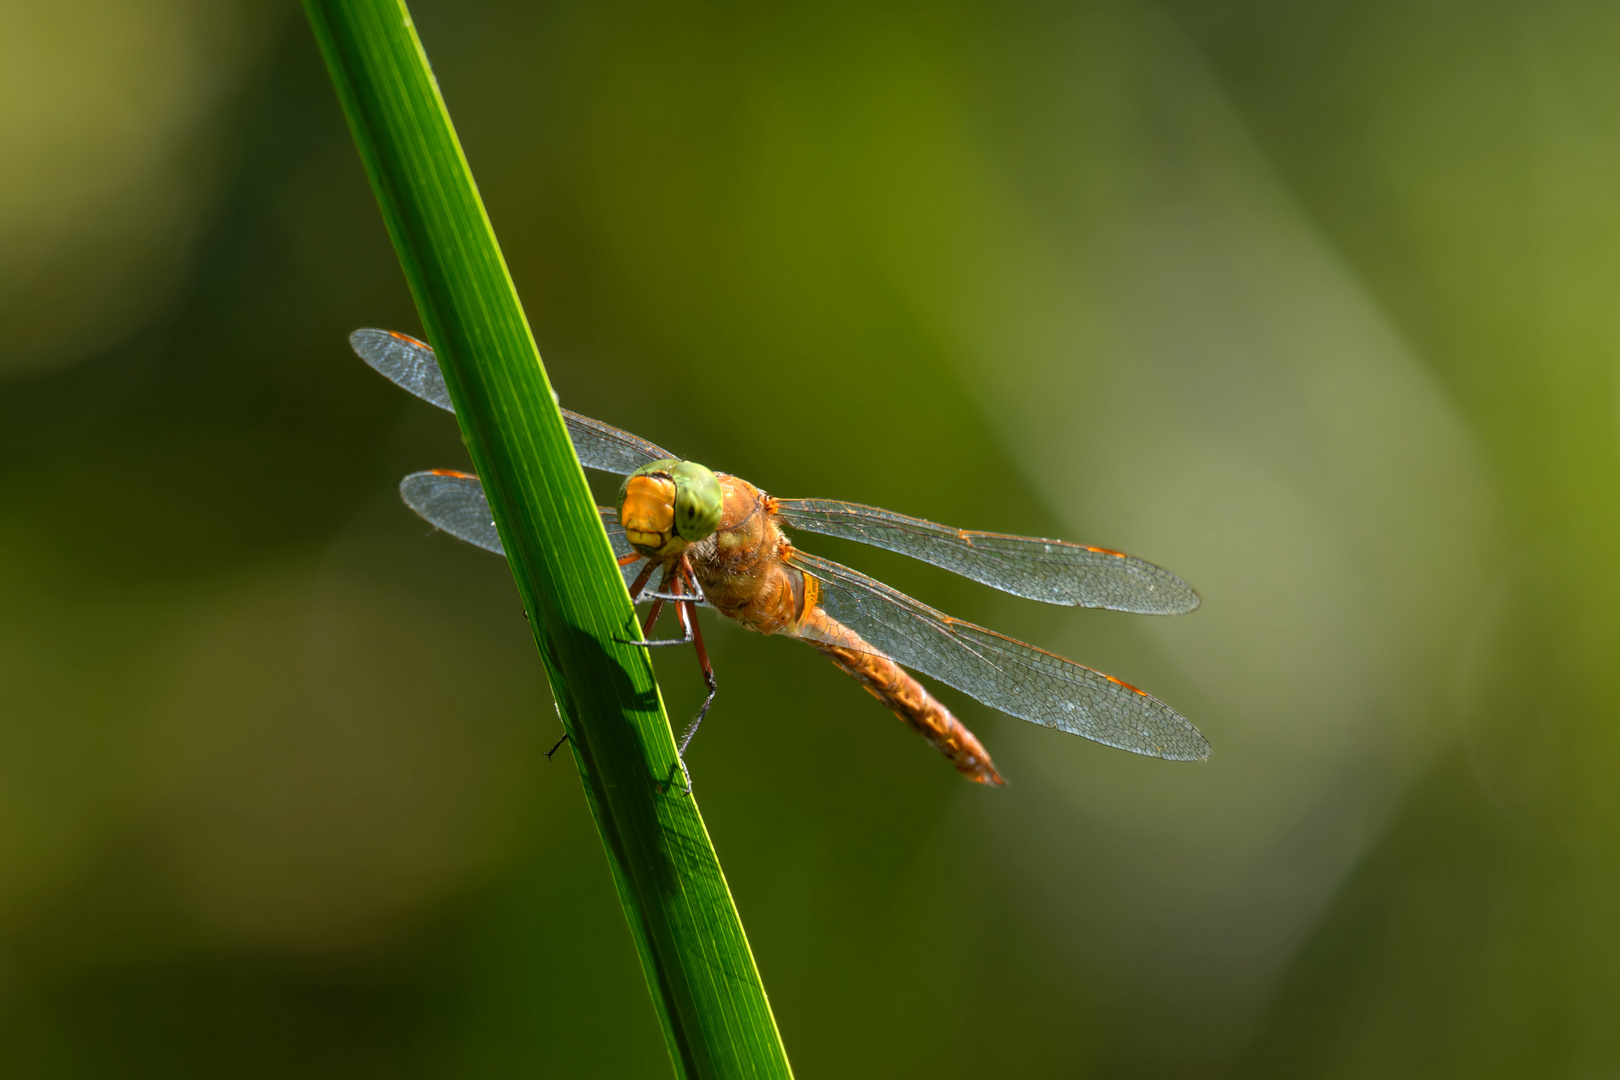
{"left": 3, "top": 1, "right": 1618, "bottom": 1076}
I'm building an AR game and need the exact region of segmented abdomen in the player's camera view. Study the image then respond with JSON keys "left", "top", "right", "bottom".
{"left": 798, "top": 607, "right": 1004, "bottom": 786}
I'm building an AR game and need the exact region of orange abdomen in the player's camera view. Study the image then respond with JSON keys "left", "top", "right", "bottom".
{"left": 798, "top": 607, "right": 1004, "bottom": 786}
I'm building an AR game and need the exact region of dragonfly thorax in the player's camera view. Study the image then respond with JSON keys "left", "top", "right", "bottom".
{"left": 618, "top": 458, "right": 723, "bottom": 557}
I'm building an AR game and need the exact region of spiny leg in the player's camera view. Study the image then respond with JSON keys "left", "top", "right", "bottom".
{"left": 614, "top": 562, "right": 686, "bottom": 646}
{"left": 626, "top": 559, "right": 658, "bottom": 610}
{"left": 623, "top": 567, "right": 703, "bottom": 649}
{"left": 607, "top": 559, "right": 713, "bottom": 795}
{"left": 661, "top": 559, "right": 718, "bottom": 795}
{"left": 642, "top": 595, "right": 668, "bottom": 638}
{"left": 617, "top": 555, "right": 652, "bottom": 614}
{"left": 676, "top": 600, "right": 718, "bottom": 754}
{"left": 544, "top": 732, "right": 570, "bottom": 760}
{"left": 614, "top": 559, "right": 716, "bottom": 795}
{"left": 675, "top": 602, "right": 718, "bottom": 754}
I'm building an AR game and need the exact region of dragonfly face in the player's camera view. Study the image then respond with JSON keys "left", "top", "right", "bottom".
{"left": 618, "top": 458, "right": 724, "bottom": 557}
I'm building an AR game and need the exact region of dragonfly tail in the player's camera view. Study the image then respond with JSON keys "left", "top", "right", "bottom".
{"left": 801, "top": 609, "right": 1004, "bottom": 786}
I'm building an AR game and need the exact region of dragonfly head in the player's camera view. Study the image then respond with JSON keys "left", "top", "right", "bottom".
{"left": 618, "top": 458, "right": 723, "bottom": 556}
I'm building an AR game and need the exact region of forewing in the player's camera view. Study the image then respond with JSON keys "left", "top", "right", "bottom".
{"left": 398, "top": 470, "right": 654, "bottom": 597}
{"left": 401, "top": 470, "right": 502, "bottom": 553}
{"left": 789, "top": 550, "right": 1209, "bottom": 760}
{"left": 774, "top": 499, "right": 1198, "bottom": 615}
{"left": 562, "top": 410, "right": 678, "bottom": 475}
{"left": 350, "top": 328, "right": 674, "bottom": 473}
{"left": 352, "top": 328, "right": 455, "bottom": 412}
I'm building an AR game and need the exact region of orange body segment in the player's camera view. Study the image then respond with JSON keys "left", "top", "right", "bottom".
{"left": 798, "top": 606, "right": 1004, "bottom": 785}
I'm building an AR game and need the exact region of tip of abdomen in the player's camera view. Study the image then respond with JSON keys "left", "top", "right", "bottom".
{"left": 959, "top": 758, "right": 1006, "bottom": 786}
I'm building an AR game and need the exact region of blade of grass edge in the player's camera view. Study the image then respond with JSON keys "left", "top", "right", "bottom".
{"left": 299, "top": 3, "right": 794, "bottom": 1077}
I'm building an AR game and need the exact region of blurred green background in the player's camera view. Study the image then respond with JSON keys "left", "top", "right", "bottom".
{"left": 3, "top": 0, "right": 1617, "bottom": 1075}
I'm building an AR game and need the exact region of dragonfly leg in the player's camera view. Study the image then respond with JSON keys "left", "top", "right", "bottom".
{"left": 623, "top": 569, "right": 704, "bottom": 647}
{"left": 676, "top": 597, "right": 718, "bottom": 757}
{"left": 614, "top": 564, "right": 693, "bottom": 646}
{"left": 544, "top": 732, "right": 570, "bottom": 760}
{"left": 650, "top": 562, "right": 713, "bottom": 797}
{"left": 627, "top": 560, "right": 659, "bottom": 608}
{"left": 663, "top": 564, "right": 716, "bottom": 798}
{"left": 621, "top": 606, "right": 697, "bottom": 647}
{"left": 631, "top": 635, "right": 698, "bottom": 648}
{"left": 642, "top": 597, "right": 668, "bottom": 637}
{"left": 612, "top": 602, "right": 665, "bottom": 646}
{"left": 661, "top": 757, "right": 695, "bottom": 797}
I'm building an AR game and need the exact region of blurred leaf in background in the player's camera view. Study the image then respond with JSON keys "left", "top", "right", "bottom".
{"left": 0, "top": 0, "right": 1616, "bottom": 1077}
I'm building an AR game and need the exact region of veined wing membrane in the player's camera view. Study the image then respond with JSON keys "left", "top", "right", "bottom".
{"left": 351, "top": 328, "right": 456, "bottom": 411}
{"left": 398, "top": 470, "right": 653, "bottom": 596}
{"left": 351, "top": 329, "right": 672, "bottom": 474}
{"left": 400, "top": 470, "right": 502, "bottom": 553}
{"left": 789, "top": 550, "right": 1209, "bottom": 760}
{"left": 774, "top": 499, "right": 1198, "bottom": 615}
{"left": 563, "top": 409, "right": 675, "bottom": 476}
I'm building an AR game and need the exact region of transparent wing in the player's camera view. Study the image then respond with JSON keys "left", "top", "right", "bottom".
{"left": 398, "top": 470, "right": 654, "bottom": 596}
{"left": 400, "top": 470, "right": 502, "bottom": 553}
{"left": 351, "top": 328, "right": 457, "bottom": 412}
{"left": 789, "top": 550, "right": 1209, "bottom": 760}
{"left": 774, "top": 499, "right": 1198, "bottom": 615}
{"left": 561, "top": 409, "right": 677, "bottom": 476}
{"left": 351, "top": 329, "right": 674, "bottom": 473}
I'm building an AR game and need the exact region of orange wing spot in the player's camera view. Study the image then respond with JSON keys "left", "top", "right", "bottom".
{"left": 957, "top": 529, "right": 976, "bottom": 546}
{"left": 616, "top": 551, "right": 643, "bottom": 567}
{"left": 1104, "top": 673, "right": 1148, "bottom": 695}
{"left": 430, "top": 469, "right": 477, "bottom": 479}
{"left": 1087, "top": 545, "right": 1128, "bottom": 558}
{"left": 389, "top": 330, "right": 431, "bottom": 349}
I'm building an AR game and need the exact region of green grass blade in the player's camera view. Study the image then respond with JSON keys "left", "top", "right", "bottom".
{"left": 300, "top": 3, "right": 794, "bottom": 1076}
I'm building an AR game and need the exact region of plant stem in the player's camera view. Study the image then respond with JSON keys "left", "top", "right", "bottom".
{"left": 300, "top": 2, "right": 793, "bottom": 1076}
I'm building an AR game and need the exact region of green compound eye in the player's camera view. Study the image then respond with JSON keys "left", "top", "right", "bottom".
{"left": 670, "top": 460, "right": 723, "bottom": 542}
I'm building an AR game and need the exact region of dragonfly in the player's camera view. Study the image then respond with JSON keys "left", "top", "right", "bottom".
{"left": 351, "top": 328, "right": 1208, "bottom": 789}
